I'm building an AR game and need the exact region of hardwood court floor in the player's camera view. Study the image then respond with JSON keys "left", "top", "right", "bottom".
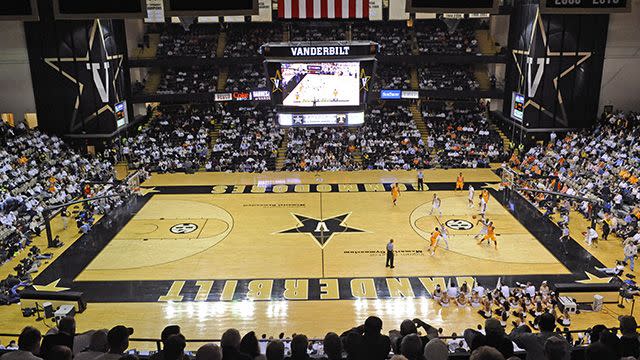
{"left": 0, "top": 169, "right": 634, "bottom": 344}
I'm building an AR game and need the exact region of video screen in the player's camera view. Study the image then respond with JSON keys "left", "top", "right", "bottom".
{"left": 511, "top": 92, "right": 525, "bottom": 122}
{"left": 281, "top": 62, "right": 360, "bottom": 107}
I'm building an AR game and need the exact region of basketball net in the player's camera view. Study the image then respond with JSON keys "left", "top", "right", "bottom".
{"left": 125, "top": 170, "right": 142, "bottom": 196}
{"left": 500, "top": 166, "right": 518, "bottom": 190}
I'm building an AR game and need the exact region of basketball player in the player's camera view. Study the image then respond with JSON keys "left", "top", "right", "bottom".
{"left": 430, "top": 193, "right": 442, "bottom": 216}
{"left": 438, "top": 226, "right": 450, "bottom": 250}
{"left": 429, "top": 227, "right": 441, "bottom": 255}
{"left": 478, "top": 195, "right": 487, "bottom": 218}
{"left": 391, "top": 183, "right": 400, "bottom": 206}
{"left": 468, "top": 185, "right": 475, "bottom": 208}
{"left": 478, "top": 222, "right": 498, "bottom": 249}
{"left": 474, "top": 217, "right": 489, "bottom": 240}
{"left": 559, "top": 224, "right": 570, "bottom": 255}
{"left": 482, "top": 189, "right": 490, "bottom": 204}
{"left": 455, "top": 173, "right": 464, "bottom": 191}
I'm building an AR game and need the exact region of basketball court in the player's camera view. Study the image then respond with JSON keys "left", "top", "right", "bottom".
{"left": 0, "top": 168, "right": 630, "bottom": 344}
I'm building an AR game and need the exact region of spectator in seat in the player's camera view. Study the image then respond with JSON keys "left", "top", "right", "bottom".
{"left": 239, "top": 332, "right": 265, "bottom": 360}
{"left": 196, "top": 344, "right": 222, "bottom": 360}
{"left": 358, "top": 316, "right": 391, "bottom": 360}
{"left": 195, "top": 344, "right": 221, "bottom": 360}
{"left": 221, "top": 329, "right": 251, "bottom": 360}
{"left": 321, "top": 333, "right": 342, "bottom": 360}
{"left": 285, "top": 335, "right": 309, "bottom": 360}
{"left": 585, "top": 342, "right": 616, "bottom": 360}
{"left": 469, "top": 346, "right": 504, "bottom": 360}
{"left": 511, "top": 312, "right": 570, "bottom": 360}
{"left": 400, "top": 334, "right": 424, "bottom": 360}
{"left": 618, "top": 315, "right": 640, "bottom": 358}
{"left": 464, "top": 318, "right": 513, "bottom": 358}
{"left": 95, "top": 326, "right": 132, "bottom": 360}
{"left": 544, "top": 337, "right": 569, "bottom": 360}
{"left": 0, "top": 327, "right": 42, "bottom": 360}
{"left": 422, "top": 339, "right": 448, "bottom": 360}
{"left": 48, "top": 347, "right": 72, "bottom": 360}
{"left": 163, "top": 335, "right": 186, "bottom": 360}
{"left": 265, "top": 341, "right": 284, "bottom": 360}
{"left": 149, "top": 325, "right": 182, "bottom": 360}
{"left": 74, "top": 330, "right": 108, "bottom": 360}
{"left": 41, "top": 317, "right": 75, "bottom": 360}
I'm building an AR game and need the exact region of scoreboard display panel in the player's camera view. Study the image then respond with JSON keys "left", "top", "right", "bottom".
{"left": 281, "top": 62, "right": 360, "bottom": 108}
{"left": 164, "top": 0, "right": 259, "bottom": 16}
{"left": 540, "top": 0, "right": 631, "bottom": 13}
{"left": 406, "top": 0, "right": 499, "bottom": 13}
{"left": 54, "top": 0, "right": 146, "bottom": 19}
{"left": 0, "top": 0, "right": 38, "bottom": 20}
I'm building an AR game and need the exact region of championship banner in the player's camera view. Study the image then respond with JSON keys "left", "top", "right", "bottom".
{"left": 278, "top": 0, "right": 370, "bottom": 19}
{"left": 368, "top": 0, "right": 382, "bottom": 20}
{"left": 25, "top": 18, "right": 129, "bottom": 135}
{"left": 252, "top": 0, "right": 273, "bottom": 22}
{"left": 144, "top": 0, "right": 164, "bottom": 23}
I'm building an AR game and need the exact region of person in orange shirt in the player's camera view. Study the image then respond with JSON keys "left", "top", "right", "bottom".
{"left": 429, "top": 227, "right": 441, "bottom": 255}
{"left": 482, "top": 189, "right": 490, "bottom": 204}
{"left": 455, "top": 172, "right": 464, "bottom": 191}
{"left": 391, "top": 183, "right": 400, "bottom": 206}
{"left": 478, "top": 222, "right": 497, "bottom": 249}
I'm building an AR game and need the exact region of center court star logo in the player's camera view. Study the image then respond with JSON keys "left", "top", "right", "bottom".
{"left": 511, "top": 7, "right": 592, "bottom": 125}
{"left": 278, "top": 213, "right": 364, "bottom": 248}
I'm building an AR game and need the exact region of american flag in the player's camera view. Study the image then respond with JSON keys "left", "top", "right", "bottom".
{"left": 278, "top": 0, "right": 369, "bottom": 19}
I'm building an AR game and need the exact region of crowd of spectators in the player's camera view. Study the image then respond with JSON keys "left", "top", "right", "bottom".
{"left": 513, "top": 111, "right": 640, "bottom": 251}
{"left": 374, "top": 65, "right": 411, "bottom": 91}
{"left": 5, "top": 302, "right": 640, "bottom": 360}
{"left": 418, "top": 65, "right": 479, "bottom": 92}
{"left": 224, "top": 24, "right": 283, "bottom": 58}
{"left": 207, "top": 105, "right": 283, "bottom": 172}
{"left": 352, "top": 23, "right": 412, "bottom": 56}
{"left": 291, "top": 24, "right": 347, "bottom": 42}
{"left": 415, "top": 20, "right": 479, "bottom": 55}
{"left": 360, "top": 105, "right": 429, "bottom": 170}
{"left": 423, "top": 104, "right": 504, "bottom": 168}
{"left": 0, "top": 122, "right": 133, "bottom": 304}
{"left": 225, "top": 64, "right": 267, "bottom": 92}
{"left": 157, "top": 67, "right": 219, "bottom": 95}
{"left": 283, "top": 127, "right": 359, "bottom": 171}
{"left": 157, "top": 24, "right": 219, "bottom": 59}
{"left": 124, "top": 105, "right": 214, "bottom": 173}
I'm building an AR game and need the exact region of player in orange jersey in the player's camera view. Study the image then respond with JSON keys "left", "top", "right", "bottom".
{"left": 391, "top": 183, "right": 400, "bottom": 206}
{"left": 478, "top": 222, "right": 497, "bottom": 249}
{"left": 429, "top": 227, "right": 441, "bottom": 255}
{"left": 455, "top": 172, "right": 464, "bottom": 191}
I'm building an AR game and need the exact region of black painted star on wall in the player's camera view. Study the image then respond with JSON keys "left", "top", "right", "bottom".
{"left": 44, "top": 19, "right": 124, "bottom": 132}
{"left": 278, "top": 213, "right": 364, "bottom": 248}
{"left": 511, "top": 7, "right": 592, "bottom": 125}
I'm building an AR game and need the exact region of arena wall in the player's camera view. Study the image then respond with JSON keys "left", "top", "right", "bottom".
{"left": 0, "top": 21, "right": 36, "bottom": 120}
{"left": 600, "top": 0, "right": 640, "bottom": 112}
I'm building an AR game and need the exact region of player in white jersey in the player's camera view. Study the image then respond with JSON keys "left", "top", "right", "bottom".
{"left": 438, "top": 225, "right": 450, "bottom": 250}
{"left": 468, "top": 185, "right": 475, "bottom": 208}
{"left": 429, "top": 194, "right": 442, "bottom": 216}
{"left": 474, "top": 218, "right": 490, "bottom": 240}
{"left": 479, "top": 196, "right": 487, "bottom": 218}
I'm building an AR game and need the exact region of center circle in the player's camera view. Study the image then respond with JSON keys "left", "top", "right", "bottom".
{"left": 170, "top": 223, "right": 199, "bottom": 234}
{"left": 445, "top": 219, "right": 474, "bottom": 231}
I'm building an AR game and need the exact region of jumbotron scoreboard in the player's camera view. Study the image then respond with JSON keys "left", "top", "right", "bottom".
{"left": 261, "top": 41, "right": 378, "bottom": 127}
